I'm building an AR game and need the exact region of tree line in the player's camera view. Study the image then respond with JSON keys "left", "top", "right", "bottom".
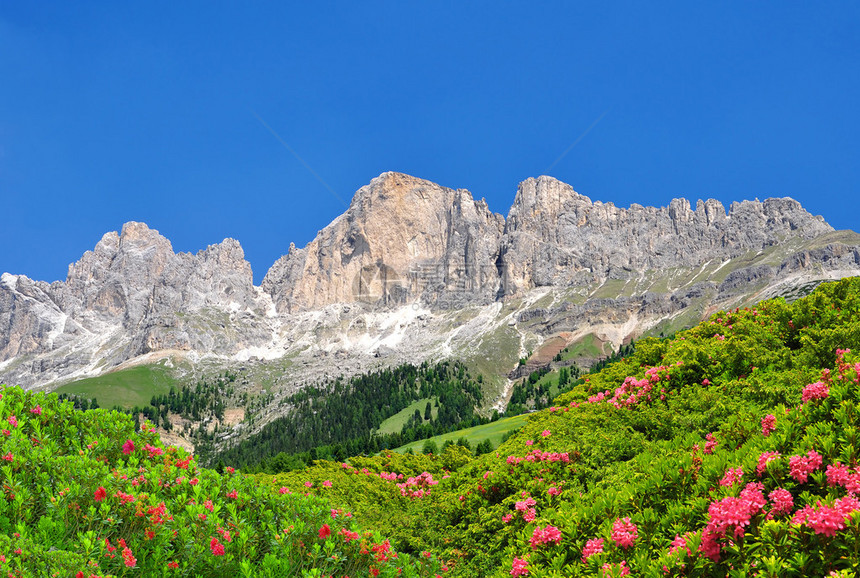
{"left": 212, "top": 360, "right": 487, "bottom": 473}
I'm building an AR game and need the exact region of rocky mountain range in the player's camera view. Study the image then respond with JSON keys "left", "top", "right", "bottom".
{"left": 3, "top": 172, "right": 860, "bottom": 404}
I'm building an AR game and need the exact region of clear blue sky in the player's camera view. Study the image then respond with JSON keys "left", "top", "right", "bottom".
{"left": 2, "top": 2, "right": 858, "bottom": 284}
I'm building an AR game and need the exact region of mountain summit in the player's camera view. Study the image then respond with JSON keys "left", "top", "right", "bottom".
{"left": 262, "top": 172, "right": 505, "bottom": 313}
{"left": 1, "top": 172, "right": 858, "bottom": 391}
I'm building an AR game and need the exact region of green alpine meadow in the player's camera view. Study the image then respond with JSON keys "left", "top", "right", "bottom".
{"left": 3, "top": 277, "right": 860, "bottom": 576}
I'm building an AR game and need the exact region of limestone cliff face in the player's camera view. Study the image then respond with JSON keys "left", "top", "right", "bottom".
{"left": 0, "top": 172, "right": 854, "bottom": 390}
{"left": 0, "top": 274, "right": 71, "bottom": 360}
{"left": 56, "top": 223, "right": 262, "bottom": 332}
{"left": 498, "top": 176, "right": 833, "bottom": 295}
{"left": 0, "top": 222, "right": 272, "bottom": 383}
{"left": 262, "top": 172, "right": 505, "bottom": 312}
{"left": 60, "top": 222, "right": 177, "bottom": 327}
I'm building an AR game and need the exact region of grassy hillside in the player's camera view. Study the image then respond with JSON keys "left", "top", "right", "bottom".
{"left": 265, "top": 277, "right": 860, "bottom": 577}
{"left": 377, "top": 398, "right": 437, "bottom": 435}
{"left": 54, "top": 363, "right": 176, "bottom": 409}
{"left": 392, "top": 413, "right": 529, "bottom": 454}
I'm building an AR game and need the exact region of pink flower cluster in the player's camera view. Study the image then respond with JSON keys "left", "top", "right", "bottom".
{"left": 396, "top": 471, "right": 438, "bottom": 499}
{"left": 529, "top": 525, "right": 562, "bottom": 549}
{"left": 756, "top": 451, "right": 781, "bottom": 476}
{"left": 506, "top": 450, "right": 570, "bottom": 466}
{"left": 767, "top": 488, "right": 793, "bottom": 517}
{"left": 761, "top": 414, "right": 776, "bottom": 436}
{"left": 115, "top": 490, "right": 135, "bottom": 505}
{"left": 826, "top": 462, "right": 860, "bottom": 493}
{"left": 210, "top": 537, "right": 225, "bottom": 556}
{"left": 791, "top": 496, "right": 860, "bottom": 536}
{"left": 514, "top": 497, "right": 537, "bottom": 522}
{"left": 703, "top": 433, "right": 718, "bottom": 454}
{"left": 528, "top": 450, "right": 569, "bottom": 463}
{"left": 720, "top": 467, "right": 743, "bottom": 487}
{"left": 583, "top": 365, "right": 678, "bottom": 407}
{"left": 668, "top": 533, "right": 691, "bottom": 556}
{"left": 801, "top": 381, "right": 829, "bottom": 403}
{"left": 700, "top": 482, "right": 766, "bottom": 561}
{"left": 510, "top": 556, "right": 529, "bottom": 576}
{"left": 788, "top": 450, "right": 822, "bottom": 483}
{"left": 611, "top": 517, "right": 638, "bottom": 549}
{"left": 609, "top": 376, "right": 655, "bottom": 408}
{"left": 581, "top": 537, "right": 604, "bottom": 562}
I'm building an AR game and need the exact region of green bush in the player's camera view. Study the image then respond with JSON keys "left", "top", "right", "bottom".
{"left": 0, "top": 387, "right": 441, "bottom": 577}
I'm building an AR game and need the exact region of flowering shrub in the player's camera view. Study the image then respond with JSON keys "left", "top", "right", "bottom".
{"left": 788, "top": 449, "right": 823, "bottom": 483}
{"left": 767, "top": 487, "right": 794, "bottom": 516}
{"left": 703, "top": 432, "right": 718, "bottom": 454}
{"left": 719, "top": 466, "right": 743, "bottom": 487}
{"left": 510, "top": 556, "right": 529, "bottom": 576}
{"left": 396, "top": 471, "right": 439, "bottom": 498}
{"left": 756, "top": 450, "right": 781, "bottom": 476}
{"left": 0, "top": 386, "right": 441, "bottom": 577}
{"left": 252, "top": 279, "right": 860, "bottom": 577}
{"left": 581, "top": 537, "right": 604, "bottom": 562}
{"left": 801, "top": 381, "right": 829, "bottom": 403}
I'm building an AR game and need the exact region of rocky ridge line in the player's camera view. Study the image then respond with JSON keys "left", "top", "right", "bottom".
{"left": 0, "top": 172, "right": 855, "bottom": 390}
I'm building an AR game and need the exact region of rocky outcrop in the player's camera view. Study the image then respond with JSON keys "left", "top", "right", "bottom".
{"left": 498, "top": 176, "right": 833, "bottom": 296}
{"left": 262, "top": 172, "right": 505, "bottom": 313}
{"left": 0, "top": 172, "right": 855, "bottom": 390}
{"left": 0, "top": 222, "right": 274, "bottom": 384}
{"left": 57, "top": 223, "right": 261, "bottom": 330}
{"left": 0, "top": 273, "right": 71, "bottom": 359}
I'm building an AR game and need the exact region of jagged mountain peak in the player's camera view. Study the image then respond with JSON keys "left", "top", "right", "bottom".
{"left": 348, "top": 171, "right": 495, "bottom": 220}
{"left": 0, "top": 173, "right": 857, "bottom": 390}
{"left": 262, "top": 172, "right": 505, "bottom": 313}
{"left": 119, "top": 220, "right": 167, "bottom": 242}
{"left": 511, "top": 175, "right": 593, "bottom": 210}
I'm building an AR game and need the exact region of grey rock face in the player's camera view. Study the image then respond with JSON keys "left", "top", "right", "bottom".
{"left": 262, "top": 172, "right": 505, "bottom": 313}
{"left": 0, "top": 172, "right": 854, "bottom": 390}
{"left": 0, "top": 222, "right": 274, "bottom": 385}
{"left": 58, "top": 223, "right": 260, "bottom": 331}
{"left": 0, "top": 273, "right": 69, "bottom": 359}
{"left": 498, "top": 176, "right": 833, "bottom": 296}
